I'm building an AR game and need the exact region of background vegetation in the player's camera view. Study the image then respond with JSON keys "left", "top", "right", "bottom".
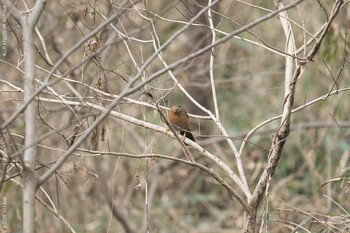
{"left": 0, "top": 0, "right": 349, "bottom": 232}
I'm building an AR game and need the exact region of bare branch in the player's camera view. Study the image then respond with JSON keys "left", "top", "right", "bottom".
{"left": 0, "top": 0, "right": 139, "bottom": 130}
{"left": 250, "top": 0, "right": 345, "bottom": 213}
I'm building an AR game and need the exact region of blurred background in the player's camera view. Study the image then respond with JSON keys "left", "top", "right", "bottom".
{"left": 0, "top": 0, "right": 349, "bottom": 232}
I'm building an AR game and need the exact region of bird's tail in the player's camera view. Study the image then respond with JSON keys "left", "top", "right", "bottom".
{"left": 183, "top": 130, "right": 195, "bottom": 142}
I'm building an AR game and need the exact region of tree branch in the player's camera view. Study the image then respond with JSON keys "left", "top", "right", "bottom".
{"left": 249, "top": 0, "right": 345, "bottom": 211}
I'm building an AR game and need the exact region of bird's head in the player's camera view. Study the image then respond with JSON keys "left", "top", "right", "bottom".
{"left": 171, "top": 104, "right": 183, "bottom": 113}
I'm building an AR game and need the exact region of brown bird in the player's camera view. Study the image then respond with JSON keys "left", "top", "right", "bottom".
{"left": 168, "top": 104, "right": 195, "bottom": 142}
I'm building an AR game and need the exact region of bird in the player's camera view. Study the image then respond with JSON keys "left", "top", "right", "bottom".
{"left": 168, "top": 104, "right": 195, "bottom": 142}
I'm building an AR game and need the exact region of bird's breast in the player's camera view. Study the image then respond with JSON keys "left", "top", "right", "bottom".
{"left": 168, "top": 111, "right": 189, "bottom": 130}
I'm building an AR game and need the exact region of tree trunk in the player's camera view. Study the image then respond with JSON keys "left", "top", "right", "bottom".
{"left": 22, "top": 19, "right": 38, "bottom": 233}
{"left": 244, "top": 210, "right": 257, "bottom": 233}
